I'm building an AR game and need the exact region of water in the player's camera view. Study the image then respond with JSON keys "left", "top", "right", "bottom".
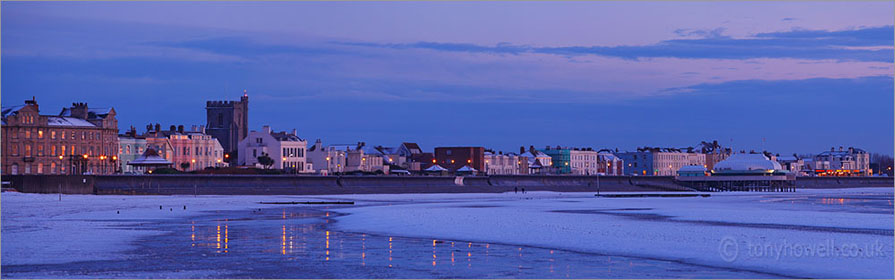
{"left": 2, "top": 205, "right": 778, "bottom": 278}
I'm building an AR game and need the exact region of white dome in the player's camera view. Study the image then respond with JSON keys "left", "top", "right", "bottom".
{"left": 713, "top": 154, "right": 782, "bottom": 171}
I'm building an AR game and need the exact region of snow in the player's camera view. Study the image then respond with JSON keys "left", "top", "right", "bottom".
{"left": 2, "top": 188, "right": 892, "bottom": 278}
{"left": 0, "top": 193, "right": 307, "bottom": 265}
{"left": 46, "top": 116, "right": 97, "bottom": 127}
{"left": 321, "top": 189, "right": 894, "bottom": 278}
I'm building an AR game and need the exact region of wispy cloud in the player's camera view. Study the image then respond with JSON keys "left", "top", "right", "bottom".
{"left": 339, "top": 26, "right": 894, "bottom": 62}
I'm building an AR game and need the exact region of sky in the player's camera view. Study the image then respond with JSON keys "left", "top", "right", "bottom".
{"left": 2, "top": 1, "right": 893, "bottom": 155}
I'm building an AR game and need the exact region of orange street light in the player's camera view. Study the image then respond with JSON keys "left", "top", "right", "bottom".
{"left": 82, "top": 154, "right": 88, "bottom": 159}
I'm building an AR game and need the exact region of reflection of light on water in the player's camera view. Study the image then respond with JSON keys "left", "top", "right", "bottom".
{"left": 281, "top": 225, "right": 286, "bottom": 255}
{"left": 224, "top": 224, "right": 229, "bottom": 253}
{"left": 432, "top": 239, "right": 437, "bottom": 267}
{"left": 216, "top": 225, "right": 221, "bottom": 251}
{"left": 325, "top": 231, "right": 330, "bottom": 261}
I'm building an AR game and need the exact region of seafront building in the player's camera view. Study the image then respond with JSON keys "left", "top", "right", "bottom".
{"left": 237, "top": 125, "right": 311, "bottom": 173}
{"left": 483, "top": 151, "right": 528, "bottom": 175}
{"left": 540, "top": 146, "right": 601, "bottom": 175}
{"left": 307, "top": 140, "right": 387, "bottom": 174}
{"left": 118, "top": 126, "right": 175, "bottom": 174}
{"left": 618, "top": 148, "right": 706, "bottom": 176}
{"left": 519, "top": 146, "right": 555, "bottom": 174}
{"left": 596, "top": 150, "right": 624, "bottom": 175}
{"left": 434, "top": 147, "right": 485, "bottom": 172}
{"left": 140, "top": 124, "right": 226, "bottom": 172}
{"left": 812, "top": 146, "right": 871, "bottom": 176}
{"left": 2, "top": 99, "right": 120, "bottom": 175}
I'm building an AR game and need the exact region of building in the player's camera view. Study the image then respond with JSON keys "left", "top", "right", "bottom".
{"left": 307, "top": 139, "right": 346, "bottom": 175}
{"left": 812, "top": 146, "right": 871, "bottom": 176}
{"left": 238, "top": 126, "right": 311, "bottom": 173}
{"left": 118, "top": 126, "right": 174, "bottom": 174}
{"left": 696, "top": 140, "right": 732, "bottom": 170}
{"left": 519, "top": 146, "right": 554, "bottom": 174}
{"left": 618, "top": 147, "right": 706, "bottom": 176}
{"left": 596, "top": 150, "right": 624, "bottom": 175}
{"left": 206, "top": 92, "right": 249, "bottom": 163}
{"left": 483, "top": 151, "right": 528, "bottom": 175}
{"left": 307, "top": 140, "right": 387, "bottom": 174}
{"left": 676, "top": 153, "right": 794, "bottom": 191}
{"left": 775, "top": 155, "right": 806, "bottom": 176}
{"left": 2, "top": 99, "right": 119, "bottom": 175}
{"left": 434, "top": 147, "right": 485, "bottom": 172}
{"left": 539, "top": 146, "right": 600, "bottom": 175}
{"left": 141, "top": 124, "right": 226, "bottom": 172}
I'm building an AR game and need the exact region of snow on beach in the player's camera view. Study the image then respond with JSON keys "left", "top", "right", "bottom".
{"left": 0, "top": 193, "right": 306, "bottom": 265}
{"left": 320, "top": 189, "right": 894, "bottom": 278}
{"left": 2, "top": 188, "right": 893, "bottom": 278}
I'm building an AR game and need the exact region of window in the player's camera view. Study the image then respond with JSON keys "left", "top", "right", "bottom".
{"left": 25, "top": 145, "right": 32, "bottom": 156}
{"left": 37, "top": 163, "right": 43, "bottom": 174}
{"left": 24, "top": 163, "right": 31, "bottom": 174}
{"left": 51, "top": 163, "right": 57, "bottom": 174}
{"left": 253, "top": 149, "right": 257, "bottom": 157}
{"left": 11, "top": 144, "right": 18, "bottom": 156}
{"left": 11, "top": 164, "right": 18, "bottom": 175}
{"left": 25, "top": 130, "right": 31, "bottom": 139}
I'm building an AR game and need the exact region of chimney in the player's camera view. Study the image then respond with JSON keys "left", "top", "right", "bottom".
{"left": 177, "top": 125, "right": 184, "bottom": 133}
{"left": 839, "top": 146, "right": 843, "bottom": 152}
{"left": 24, "top": 97, "right": 38, "bottom": 110}
{"left": 520, "top": 146, "right": 525, "bottom": 154}
{"left": 191, "top": 125, "right": 197, "bottom": 132}
{"left": 291, "top": 129, "right": 297, "bottom": 136}
{"left": 315, "top": 139, "right": 322, "bottom": 150}
{"left": 831, "top": 147, "right": 835, "bottom": 152}
{"left": 146, "top": 124, "right": 153, "bottom": 132}
{"left": 70, "top": 102, "right": 88, "bottom": 119}
{"left": 199, "top": 125, "right": 205, "bottom": 133}
{"left": 848, "top": 147, "right": 854, "bottom": 153}
{"left": 262, "top": 125, "right": 271, "bottom": 134}
{"left": 170, "top": 125, "right": 177, "bottom": 132}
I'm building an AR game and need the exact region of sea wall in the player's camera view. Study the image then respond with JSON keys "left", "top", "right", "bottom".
{"left": 794, "top": 176, "right": 893, "bottom": 189}
{"left": 2, "top": 175, "right": 890, "bottom": 195}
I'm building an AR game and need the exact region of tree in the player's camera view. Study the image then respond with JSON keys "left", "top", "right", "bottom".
{"left": 257, "top": 153, "right": 274, "bottom": 169}
{"left": 180, "top": 162, "right": 191, "bottom": 170}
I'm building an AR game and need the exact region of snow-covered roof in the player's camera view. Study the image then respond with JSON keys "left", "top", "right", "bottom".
{"left": 127, "top": 148, "right": 173, "bottom": 166}
{"left": 2, "top": 105, "right": 25, "bottom": 118}
{"left": 47, "top": 117, "right": 97, "bottom": 127}
{"left": 424, "top": 164, "right": 448, "bottom": 172}
{"left": 776, "top": 156, "right": 799, "bottom": 161}
{"left": 817, "top": 148, "right": 867, "bottom": 156}
{"left": 677, "top": 165, "right": 707, "bottom": 172}
{"left": 457, "top": 165, "right": 478, "bottom": 172}
{"left": 60, "top": 107, "right": 113, "bottom": 119}
{"left": 713, "top": 153, "right": 782, "bottom": 172}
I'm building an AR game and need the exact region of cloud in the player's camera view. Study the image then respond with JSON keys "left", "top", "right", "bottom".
{"left": 341, "top": 26, "right": 894, "bottom": 62}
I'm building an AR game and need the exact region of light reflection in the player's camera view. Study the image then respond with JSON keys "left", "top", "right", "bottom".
{"left": 325, "top": 230, "right": 330, "bottom": 261}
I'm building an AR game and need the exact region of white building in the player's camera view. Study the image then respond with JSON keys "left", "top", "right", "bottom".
{"left": 520, "top": 147, "right": 554, "bottom": 174}
{"left": 307, "top": 140, "right": 388, "bottom": 175}
{"left": 484, "top": 151, "right": 527, "bottom": 175}
{"left": 237, "top": 126, "right": 311, "bottom": 173}
{"left": 618, "top": 148, "right": 706, "bottom": 176}
{"left": 813, "top": 146, "right": 871, "bottom": 176}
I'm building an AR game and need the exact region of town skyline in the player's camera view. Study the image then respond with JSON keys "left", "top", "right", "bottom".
{"left": 2, "top": 1, "right": 893, "bottom": 155}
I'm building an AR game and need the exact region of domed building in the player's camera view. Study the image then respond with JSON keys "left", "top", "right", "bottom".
{"left": 712, "top": 153, "right": 788, "bottom": 176}
{"left": 676, "top": 153, "right": 794, "bottom": 191}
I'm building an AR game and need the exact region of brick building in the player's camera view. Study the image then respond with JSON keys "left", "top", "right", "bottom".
{"left": 2, "top": 98, "right": 119, "bottom": 175}
{"left": 434, "top": 147, "right": 485, "bottom": 172}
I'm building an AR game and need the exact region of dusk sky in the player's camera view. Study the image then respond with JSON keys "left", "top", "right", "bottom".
{"left": 2, "top": 1, "right": 893, "bottom": 155}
